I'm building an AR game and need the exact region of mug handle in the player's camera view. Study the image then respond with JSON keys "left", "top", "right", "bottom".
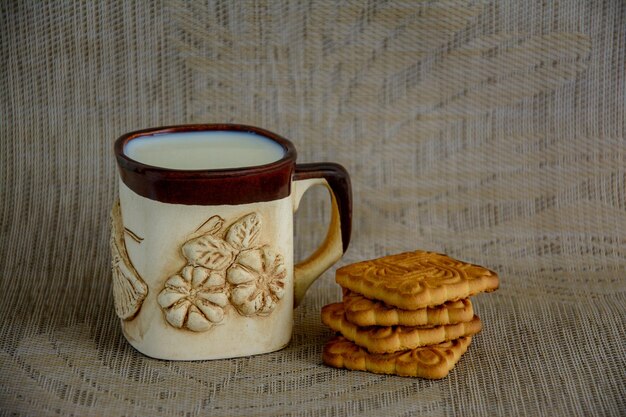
{"left": 292, "top": 163, "right": 352, "bottom": 307}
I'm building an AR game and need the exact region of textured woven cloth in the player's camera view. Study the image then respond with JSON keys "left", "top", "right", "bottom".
{"left": 2, "top": 1, "right": 625, "bottom": 415}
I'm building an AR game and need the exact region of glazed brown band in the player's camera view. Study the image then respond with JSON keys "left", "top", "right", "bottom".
{"left": 114, "top": 124, "right": 297, "bottom": 205}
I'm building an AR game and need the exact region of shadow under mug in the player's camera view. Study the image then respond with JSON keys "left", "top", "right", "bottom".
{"left": 111, "top": 124, "right": 351, "bottom": 360}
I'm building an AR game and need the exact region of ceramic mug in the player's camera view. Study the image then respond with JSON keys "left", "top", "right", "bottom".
{"left": 110, "top": 124, "right": 351, "bottom": 360}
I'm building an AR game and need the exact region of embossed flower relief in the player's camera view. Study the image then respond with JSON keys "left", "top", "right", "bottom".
{"left": 228, "top": 247, "right": 286, "bottom": 316}
{"left": 157, "top": 213, "right": 287, "bottom": 332}
{"left": 158, "top": 266, "right": 228, "bottom": 332}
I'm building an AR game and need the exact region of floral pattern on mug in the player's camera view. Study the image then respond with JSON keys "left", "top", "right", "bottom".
{"left": 158, "top": 212, "right": 286, "bottom": 332}
{"left": 157, "top": 265, "right": 229, "bottom": 332}
{"left": 227, "top": 247, "right": 287, "bottom": 316}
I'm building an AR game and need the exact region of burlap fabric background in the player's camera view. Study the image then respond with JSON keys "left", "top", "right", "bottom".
{"left": 1, "top": 1, "right": 625, "bottom": 415}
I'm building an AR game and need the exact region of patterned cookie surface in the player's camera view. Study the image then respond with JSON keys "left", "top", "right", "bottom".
{"left": 321, "top": 303, "right": 481, "bottom": 353}
{"left": 323, "top": 336, "right": 472, "bottom": 379}
{"left": 336, "top": 250, "right": 499, "bottom": 309}
{"left": 342, "top": 290, "right": 474, "bottom": 327}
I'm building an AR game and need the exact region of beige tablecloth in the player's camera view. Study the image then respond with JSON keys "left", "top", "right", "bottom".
{"left": 1, "top": 1, "right": 625, "bottom": 415}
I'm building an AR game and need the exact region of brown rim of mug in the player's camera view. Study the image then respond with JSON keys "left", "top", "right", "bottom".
{"left": 115, "top": 123, "right": 297, "bottom": 176}
{"left": 114, "top": 124, "right": 297, "bottom": 205}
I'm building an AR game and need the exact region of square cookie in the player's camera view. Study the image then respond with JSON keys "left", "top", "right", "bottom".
{"left": 321, "top": 302, "right": 481, "bottom": 353}
{"left": 342, "top": 290, "right": 474, "bottom": 327}
{"left": 336, "top": 250, "right": 499, "bottom": 310}
{"left": 323, "top": 335, "right": 472, "bottom": 379}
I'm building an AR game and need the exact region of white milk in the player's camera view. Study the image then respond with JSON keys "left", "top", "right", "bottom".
{"left": 124, "top": 131, "right": 285, "bottom": 170}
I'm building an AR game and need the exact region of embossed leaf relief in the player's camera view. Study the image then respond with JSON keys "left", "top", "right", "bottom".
{"left": 182, "top": 234, "right": 236, "bottom": 270}
{"left": 110, "top": 200, "right": 148, "bottom": 320}
{"left": 158, "top": 213, "right": 287, "bottom": 332}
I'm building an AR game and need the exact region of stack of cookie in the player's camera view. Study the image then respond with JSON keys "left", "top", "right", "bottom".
{"left": 321, "top": 250, "right": 499, "bottom": 379}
